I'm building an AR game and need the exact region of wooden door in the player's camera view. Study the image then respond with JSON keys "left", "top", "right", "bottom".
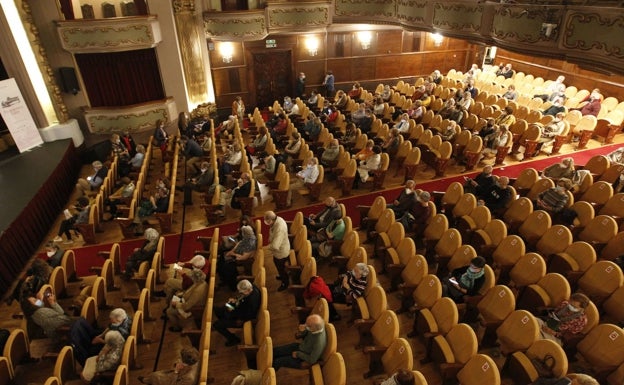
{"left": 252, "top": 50, "right": 292, "bottom": 108}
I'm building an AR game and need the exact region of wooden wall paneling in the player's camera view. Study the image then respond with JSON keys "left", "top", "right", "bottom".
{"left": 327, "top": 58, "right": 352, "bottom": 88}
{"left": 297, "top": 60, "right": 327, "bottom": 92}
{"left": 351, "top": 57, "right": 376, "bottom": 81}
{"left": 374, "top": 31, "right": 403, "bottom": 55}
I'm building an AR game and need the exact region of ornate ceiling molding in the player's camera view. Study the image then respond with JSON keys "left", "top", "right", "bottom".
{"left": 204, "top": 10, "right": 268, "bottom": 40}
{"left": 267, "top": 3, "right": 331, "bottom": 31}
{"left": 562, "top": 11, "right": 623, "bottom": 59}
{"left": 432, "top": 2, "right": 482, "bottom": 33}
{"left": 83, "top": 97, "right": 177, "bottom": 134}
{"left": 56, "top": 16, "right": 162, "bottom": 53}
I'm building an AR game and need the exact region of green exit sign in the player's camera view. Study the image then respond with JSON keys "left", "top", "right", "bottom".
{"left": 266, "top": 39, "right": 276, "bottom": 48}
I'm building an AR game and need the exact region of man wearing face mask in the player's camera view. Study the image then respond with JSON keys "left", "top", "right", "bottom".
{"left": 305, "top": 196, "right": 342, "bottom": 232}
{"left": 76, "top": 160, "right": 108, "bottom": 196}
{"left": 265, "top": 211, "right": 290, "bottom": 291}
{"left": 536, "top": 178, "right": 572, "bottom": 214}
{"left": 44, "top": 242, "right": 64, "bottom": 268}
{"left": 387, "top": 180, "right": 417, "bottom": 218}
{"left": 272, "top": 314, "right": 327, "bottom": 370}
{"left": 538, "top": 292, "right": 589, "bottom": 346}
{"left": 463, "top": 165, "right": 495, "bottom": 196}
{"left": 295, "top": 72, "right": 306, "bottom": 98}
{"left": 443, "top": 256, "right": 487, "bottom": 304}
{"left": 155, "top": 254, "right": 207, "bottom": 302}
{"left": 543, "top": 97, "right": 566, "bottom": 117}
{"left": 320, "top": 139, "right": 340, "bottom": 167}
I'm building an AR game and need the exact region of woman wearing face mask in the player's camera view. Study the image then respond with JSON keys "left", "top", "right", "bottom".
{"left": 443, "top": 256, "right": 487, "bottom": 304}
{"left": 81, "top": 330, "right": 125, "bottom": 383}
{"left": 26, "top": 289, "right": 71, "bottom": 341}
{"left": 536, "top": 178, "right": 572, "bottom": 214}
{"left": 538, "top": 293, "right": 589, "bottom": 346}
{"left": 394, "top": 113, "right": 410, "bottom": 133}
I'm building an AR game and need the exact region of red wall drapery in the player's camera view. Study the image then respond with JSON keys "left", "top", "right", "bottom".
{"left": 76, "top": 49, "right": 164, "bottom": 107}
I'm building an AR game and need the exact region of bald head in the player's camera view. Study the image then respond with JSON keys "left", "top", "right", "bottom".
{"left": 324, "top": 197, "right": 336, "bottom": 207}
{"left": 305, "top": 314, "right": 325, "bottom": 332}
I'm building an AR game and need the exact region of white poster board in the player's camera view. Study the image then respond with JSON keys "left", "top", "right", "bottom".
{"left": 0, "top": 78, "right": 43, "bottom": 152}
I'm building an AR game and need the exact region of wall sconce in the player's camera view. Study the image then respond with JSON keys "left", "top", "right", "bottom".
{"left": 541, "top": 23, "right": 558, "bottom": 38}
{"left": 356, "top": 31, "right": 372, "bottom": 50}
{"left": 305, "top": 36, "right": 319, "bottom": 56}
{"left": 219, "top": 42, "right": 234, "bottom": 63}
{"left": 431, "top": 33, "right": 444, "bottom": 47}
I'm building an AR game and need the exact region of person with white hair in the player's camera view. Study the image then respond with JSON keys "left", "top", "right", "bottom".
{"left": 535, "top": 75, "right": 566, "bottom": 102}
{"left": 81, "top": 330, "right": 125, "bottom": 382}
{"left": 328, "top": 263, "right": 370, "bottom": 321}
{"left": 217, "top": 225, "right": 257, "bottom": 291}
{"left": 213, "top": 279, "right": 261, "bottom": 346}
{"left": 166, "top": 268, "right": 208, "bottom": 332}
{"left": 155, "top": 254, "right": 207, "bottom": 302}
{"left": 76, "top": 160, "right": 108, "bottom": 196}
{"left": 265, "top": 211, "right": 290, "bottom": 291}
{"left": 272, "top": 314, "right": 327, "bottom": 370}
{"left": 123, "top": 228, "right": 160, "bottom": 280}
{"left": 387, "top": 180, "right": 418, "bottom": 218}
{"left": 70, "top": 307, "right": 132, "bottom": 366}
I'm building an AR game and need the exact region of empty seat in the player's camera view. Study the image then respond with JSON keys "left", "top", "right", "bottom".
{"left": 429, "top": 323, "right": 478, "bottom": 382}
{"left": 577, "top": 260, "right": 624, "bottom": 305}
{"left": 507, "top": 339, "right": 568, "bottom": 385}
{"left": 577, "top": 324, "right": 624, "bottom": 381}
{"left": 508, "top": 252, "right": 546, "bottom": 290}
{"left": 456, "top": 354, "right": 500, "bottom": 385}
{"left": 496, "top": 310, "right": 540, "bottom": 355}
{"left": 364, "top": 338, "right": 413, "bottom": 379}
{"left": 516, "top": 273, "right": 571, "bottom": 314}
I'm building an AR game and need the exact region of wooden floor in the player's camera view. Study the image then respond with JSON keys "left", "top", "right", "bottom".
{"left": 1, "top": 131, "right": 622, "bottom": 385}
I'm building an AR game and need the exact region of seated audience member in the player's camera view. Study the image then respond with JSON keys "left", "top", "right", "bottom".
{"left": 217, "top": 225, "right": 257, "bottom": 291}
{"left": 288, "top": 99, "right": 301, "bottom": 117}
{"left": 407, "top": 100, "right": 424, "bottom": 121}
{"left": 76, "top": 160, "right": 108, "bottom": 196}
{"left": 387, "top": 180, "right": 417, "bottom": 217}
{"left": 496, "top": 63, "right": 514, "bottom": 79}
{"left": 464, "top": 79, "right": 479, "bottom": 99}
{"left": 328, "top": 263, "right": 369, "bottom": 321}
{"left": 312, "top": 217, "right": 346, "bottom": 259}
{"left": 340, "top": 123, "right": 358, "bottom": 148}
{"left": 283, "top": 96, "right": 294, "bottom": 113}
{"left": 381, "top": 85, "right": 392, "bottom": 102}
{"left": 334, "top": 90, "right": 348, "bottom": 110}
{"left": 532, "top": 373, "right": 599, "bottom": 385}
{"left": 542, "top": 157, "right": 575, "bottom": 179}
{"left": 81, "top": 330, "right": 125, "bottom": 383}
{"left": 447, "top": 105, "right": 464, "bottom": 125}
{"left": 219, "top": 215, "right": 253, "bottom": 253}
{"left": 25, "top": 290, "right": 71, "bottom": 341}
{"left": 381, "top": 128, "right": 401, "bottom": 156}
{"left": 320, "top": 139, "right": 340, "bottom": 167}
{"left": 139, "top": 349, "right": 200, "bottom": 385}
{"left": 17, "top": 259, "right": 51, "bottom": 311}
{"left": 574, "top": 93, "right": 602, "bottom": 117}
{"left": 411, "top": 85, "right": 426, "bottom": 102}
{"left": 537, "top": 292, "right": 590, "bottom": 346}
{"left": 219, "top": 172, "right": 252, "bottom": 214}
{"left": 272, "top": 314, "right": 327, "bottom": 371}
{"left": 348, "top": 82, "right": 362, "bottom": 100}
{"left": 269, "top": 113, "right": 288, "bottom": 140}
{"left": 254, "top": 153, "right": 278, "bottom": 182}
{"left": 305, "top": 197, "right": 342, "bottom": 231}
{"left": 293, "top": 158, "right": 320, "bottom": 189}
{"left": 123, "top": 228, "right": 160, "bottom": 280}
{"left": 543, "top": 97, "right": 566, "bottom": 117}
{"left": 400, "top": 190, "right": 432, "bottom": 236}
{"left": 372, "top": 97, "right": 386, "bottom": 118}
{"left": 354, "top": 145, "right": 382, "bottom": 188}
{"left": 380, "top": 369, "right": 416, "bottom": 385}
{"left": 246, "top": 126, "right": 268, "bottom": 156}
{"left": 443, "top": 256, "right": 487, "bottom": 303}
{"left": 536, "top": 178, "right": 573, "bottom": 214}
{"left": 53, "top": 196, "right": 90, "bottom": 244}
{"left": 483, "top": 124, "right": 510, "bottom": 158}
{"left": 302, "top": 114, "right": 322, "bottom": 141}
{"left": 479, "top": 176, "right": 513, "bottom": 215}
{"left": 156, "top": 254, "right": 207, "bottom": 302}
{"left": 463, "top": 166, "right": 495, "bottom": 196}
{"left": 166, "top": 269, "right": 209, "bottom": 332}
{"left": 70, "top": 308, "right": 132, "bottom": 366}
{"left": 458, "top": 91, "right": 473, "bottom": 110}
{"left": 279, "top": 132, "right": 302, "bottom": 167}
{"left": 128, "top": 144, "right": 146, "bottom": 170}
{"left": 134, "top": 185, "right": 170, "bottom": 234}
{"left": 431, "top": 69, "right": 443, "bottom": 84}
{"left": 183, "top": 160, "right": 213, "bottom": 193}
{"left": 439, "top": 121, "right": 458, "bottom": 142}
{"left": 394, "top": 113, "right": 411, "bottom": 133}
{"left": 44, "top": 242, "right": 64, "bottom": 268}
{"left": 119, "top": 130, "right": 136, "bottom": 157}
{"left": 501, "top": 84, "right": 518, "bottom": 101}
{"left": 535, "top": 75, "right": 566, "bottom": 102}
{"left": 606, "top": 146, "right": 624, "bottom": 165}
{"left": 419, "top": 92, "right": 432, "bottom": 108}
{"left": 306, "top": 91, "right": 319, "bottom": 109}
{"left": 495, "top": 106, "right": 516, "bottom": 128}
{"left": 537, "top": 112, "right": 567, "bottom": 154}
{"left": 180, "top": 135, "right": 204, "bottom": 175}
{"left": 351, "top": 103, "right": 371, "bottom": 124}
{"left": 477, "top": 119, "right": 496, "bottom": 138}
{"left": 216, "top": 115, "right": 237, "bottom": 138}
{"left": 438, "top": 98, "right": 456, "bottom": 118}
{"left": 353, "top": 139, "right": 375, "bottom": 162}
{"left": 213, "top": 279, "right": 261, "bottom": 346}
{"left": 219, "top": 143, "right": 243, "bottom": 182}
{"left": 110, "top": 133, "right": 128, "bottom": 159}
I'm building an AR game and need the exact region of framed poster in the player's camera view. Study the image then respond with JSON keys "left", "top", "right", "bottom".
{"left": 0, "top": 78, "right": 43, "bottom": 152}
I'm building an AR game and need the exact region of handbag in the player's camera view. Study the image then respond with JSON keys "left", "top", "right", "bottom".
{"left": 531, "top": 354, "right": 556, "bottom": 378}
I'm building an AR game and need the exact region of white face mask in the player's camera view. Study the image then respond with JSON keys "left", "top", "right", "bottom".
{"left": 405, "top": 188, "right": 412, "bottom": 194}
{"left": 111, "top": 321, "right": 122, "bottom": 327}
{"left": 34, "top": 299, "right": 44, "bottom": 307}
{"left": 305, "top": 325, "right": 312, "bottom": 332}
{"left": 200, "top": 168, "right": 207, "bottom": 173}
{"left": 567, "top": 304, "right": 580, "bottom": 312}
{"left": 158, "top": 182, "right": 165, "bottom": 188}
{"left": 46, "top": 251, "right": 56, "bottom": 257}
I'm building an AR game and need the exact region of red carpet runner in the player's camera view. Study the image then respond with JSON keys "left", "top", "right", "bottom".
{"left": 60, "top": 143, "right": 622, "bottom": 276}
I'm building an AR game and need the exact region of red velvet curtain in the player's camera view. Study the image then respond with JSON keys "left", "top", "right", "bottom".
{"left": 59, "top": 0, "right": 74, "bottom": 20}
{"left": 75, "top": 49, "right": 164, "bottom": 107}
